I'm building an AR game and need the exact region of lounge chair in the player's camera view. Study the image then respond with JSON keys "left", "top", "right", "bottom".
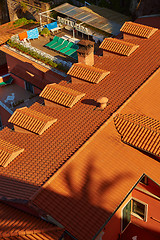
{"left": 60, "top": 42, "right": 74, "bottom": 53}
{"left": 45, "top": 36, "right": 59, "bottom": 48}
{"left": 51, "top": 38, "right": 64, "bottom": 49}
{"left": 54, "top": 40, "right": 69, "bottom": 51}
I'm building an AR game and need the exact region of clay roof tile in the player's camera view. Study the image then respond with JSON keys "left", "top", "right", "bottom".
{"left": 9, "top": 107, "right": 57, "bottom": 135}
{"left": 114, "top": 113, "right": 160, "bottom": 156}
{"left": 0, "top": 139, "right": 24, "bottom": 167}
{"left": 120, "top": 21, "right": 158, "bottom": 38}
{"left": 67, "top": 63, "right": 110, "bottom": 83}
{"left": 99, "top": 38, "right": 139, "bottom": 56}
{"left": 39, "top": 83, "right": 85, "bottom": 108}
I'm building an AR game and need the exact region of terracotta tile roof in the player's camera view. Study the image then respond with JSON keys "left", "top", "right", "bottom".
{"left": 0, "top": 23, "right": 159, "bottom": 205}
{"left": 0, "top": 35, "right": 11, "bottom": 45}
{"left": 114, "top": 114, "right": 160, "bottom": 156}
{"left": 120, "top": 21, "right": 158, "bottom": 38}
{"left": 0, "top": 139, "right": 24, "bottom": 167}
{"left": 0, "top": 22, "right": 39, "bottom": 46}
{"left": 67, "top": 63, "right": 110, "bottom": 83}
{"left": 0, "top": 201, "right": 63, "bottom": 239}
{"left": 33, "top": 67, "right": 160, "bottom": 240}
{"left": 40, "top": 83, "right": 85, "bottom": 108}
{"left": 9, "top": 107, "right": 57, "bottom": 135}
{"left": 99, "top": 38, "right": 139, "bottom": 56}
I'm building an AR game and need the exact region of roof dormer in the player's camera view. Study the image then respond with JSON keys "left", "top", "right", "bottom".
{"left": 9, "top": 107, "right": 57, "bottom": 135}
{"left": 67, "top": 63, "right": 110, "bottom": 84}
{"left": 120, "top": 22, "right": 158, "bottom": 40}
{"left": 114, "top": 113, "right": 160, "bottom": 157}
{"left": 40, "top": 83, "right": 85, "bottom": 108}
{"left": 0, "top": 139, "right": 24, "bottom": 167}
{"left": 99, "top": 38, "right": 139, "bottom": 57}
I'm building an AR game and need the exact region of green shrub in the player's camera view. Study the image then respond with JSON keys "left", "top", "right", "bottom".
{"left": 40, "top": 27, "right": 50, "bottom": 37}
{"left": 7, "top": 39, "right": 69, "bottom": 72}
{"left": 13, "top": 18, "right": 35, "bottom": 27}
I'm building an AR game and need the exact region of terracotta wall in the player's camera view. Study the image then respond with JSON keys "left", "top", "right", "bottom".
{"left": 96, "top": 193, "right": 132, "bottom": 240}
{"left": 0, "top": 51, "right": 6, "bottom": 66}
{"left": 97, "top": 179, "right": 160, "bottom": 240}
{"left": 6, "top": 54, "right": 61, "bottom": 91}
{"left": 0, "top": 105, "right": 12, "bottom": 127}
{"left": 132, "top": 180, "right": 160, "bottom": 235}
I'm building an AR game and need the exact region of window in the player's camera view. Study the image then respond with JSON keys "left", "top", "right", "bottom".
{"left": 132, "top": 199, "right": 147, "bottom": 221}
{"left": 25, "top": 81, "right": 34, "bottom": 94}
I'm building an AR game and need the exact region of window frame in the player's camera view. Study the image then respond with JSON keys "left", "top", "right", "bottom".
{"left": 131, "top": 198, "right": 148, "bottom": 222}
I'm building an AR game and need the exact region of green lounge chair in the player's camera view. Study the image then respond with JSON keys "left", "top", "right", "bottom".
{"left": 45, "top": 36, "right": 59, "bottom": 47}
{"left": 70, "top": 51, "right": 78, "bottom": 60}
{"left": 54, "top": 40, "right": 69, "bottom": 51}
{"left": 65, "top": 48, "right": 77, "bottom": 56}
{"left": 72, "top": 44, "right": 79, "bottom": 50}
{"left": 60, "top": 42, "right": 74, "bottom": 53}
{"left": 51, "top": 38, "right": 64, "bottom": 49}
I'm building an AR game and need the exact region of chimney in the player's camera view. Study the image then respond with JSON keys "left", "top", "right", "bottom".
{"left": 77, "top": 40, "right": 95, "bottom": 66}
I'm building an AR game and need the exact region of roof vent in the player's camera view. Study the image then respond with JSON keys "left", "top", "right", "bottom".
{"left": 99, "top": 38, "right": 139, "bottom": 57}
{"left": 97, "top": 97, "right": 108, "bottom": 110}
{"left": 40, "top": 83, "right": 85, "bottom": 108}
{"left": 120, "top": 22, "right": 158, "bottom": 40}
{"left": 67, "top": 63, "right": 110, "bottom": 84}
{"left": 8, "top": 107, "right": 57, "bottom": 135}
{"left": 0, "top": 139, "right": 24, "bottom": 167}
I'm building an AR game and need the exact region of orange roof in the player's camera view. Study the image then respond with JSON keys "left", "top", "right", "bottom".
{"left": 40, "top": 83, "right": 85, "bottom": 108}
{"left": 114, "top": 114, "right": 160, "bottom": 156}
{"left": 99, "top": 38, "right": 139, "bottom": 56}
{"left": 0, "top": 138, "right": 24, "bottom": 167}
{"left": 0, "top": 22, "right": 159, "bottom": 210}
{"left": 120, "top": 21, "right": 158, "bottom": 38}
{"left": 9, "top": 107, "right": 57, "bottom": 135}
{"left": 0, "top": 201, "right": 63, "bottom": 239}
{"left": 67, "top": 63, "right": 110, "bottom": 83}
{"left": 33, "top": 66, "right": 160, "bottom": 240}
{"left": 0, "top": 21, "right": 38, "bottom": 45}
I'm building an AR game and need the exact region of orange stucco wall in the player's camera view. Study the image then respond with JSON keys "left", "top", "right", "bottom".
{"left": 96, "top": 179, "right": 160, "bottom": 240}
{"left": 132, "top": 180, "right": 160, "bottom": 235}
{"left": 95, "top": 193, "right": 132, "bottom": 240}
{"left": 6, "top": 54, "right": 62, "bottom": 91}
